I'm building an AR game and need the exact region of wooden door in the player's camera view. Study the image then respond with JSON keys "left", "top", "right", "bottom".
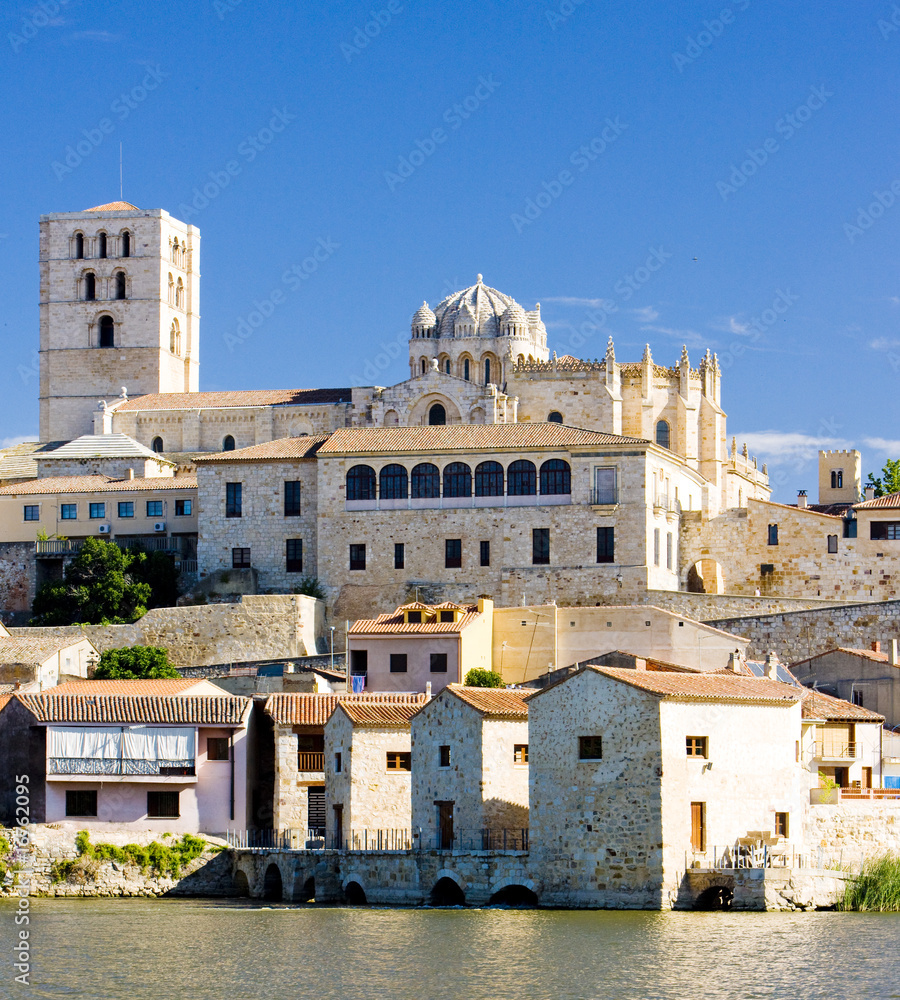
{"left": 862, "top": 767, "right": 873, "bottom": 789}
{"left": 332, "top": 804, "right": 343, "bottom": 849}
{"left": 438, "top": 802, "right": 454, "bottom": 850}
{"left": 690, "top": 801, "right": 706, "bottom": 852}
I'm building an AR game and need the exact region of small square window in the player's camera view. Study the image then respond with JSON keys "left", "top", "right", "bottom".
{"left": 23, "top": 505, "right": 39, "bottom": 521}
{"left": 445, "top": 538, "right": 462, "bottom": 569}
{"left": 407, "top": 611, "right": 423, "bottom": 623}
{"left": 386, "top": 751, "right": 412, "bottom": 771}
{"left": 439, "top": 610, "right": 454, "bottom": 622}
{"left": 439, "top": 745, "right": 451, "bottom": 767}
{"left": 60, "top": 503, "right": 77, "bottom": 520}
{"left": 89, "top": 502, "right": 105, "bottom": 519}
{"left": 390, "top": 653, "right": 408, "bottom": 673}
{"left": 579, "top": 736, "right": 603, "bottom": 760}
{"left": 394, "top": 542, "right": 405, "bottom": 569}
{"left": 232, "top": 547, "right": 251, "bottom": 568}
{"left": 514, "top": 744, "right": 529, "bottom": 764}
{"left": 350, "top": 649, "right": 368, "bottom": 675}
{"left": 146, "top": 501, "right": 163, "bottom": 518}
{"left": 430, "top": 652, "right": 448, "bottom": 673}
{"left": 118, "top": 501, "right": 134, "bottom": 518}
{"left": 175, "top": 499, "right": 192, "bottom": 516}
{"left": 350, "top": 544, "right": 366, "bottom": 571}
{"left": 147, "top": 791, "right": 180, "bottom": 818}
{"left": 686, "top": 736, "right": 708, "bottom": 758}
{"left": 207, "top": 737, "right": 229, "bottom": 761}
{"left": 66, "top": 789, "right": 97, "bottom": 817}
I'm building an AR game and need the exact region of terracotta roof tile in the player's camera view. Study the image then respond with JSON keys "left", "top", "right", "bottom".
{"left": 350, "top": 610, "right": 481, "bottom": 635}
{"left": 18, "top": 692, "right": 250, "bottom": 725}
{"left": 834, "top": 647, "right": 890, "bottom": 663}
{"left": 0, "top": 693, "right": 12, "bottom": 712}
{"left": 51, "top": 679, "right": 206, "bottom": 696}
{"left": 0, "top": 637, "right": 91, "bottom": 664}
{"left": 444, "top": 686, "right": 529, "bottom": 717}
{"left": 335, "top": 703, "right": 421, "bottom": 726}
{"left": 195, "top": 437, "right": 327, "bottom": 463}
{"left": 116, "top": 389, "right": 353, "bottom": 412}
{"left": 854, "top": 492, "right": 900, "bottom": 510}
{"left": 799, "top": 687, "right": 884, "bottom": 722}
{"left": 0, "top": 475, "right": 196, "bottom": 496}
{"left": 83, "top": 201, "right": 139, "bottom": 212}
{"left": 264, "top": 692, "right": 427, "bottom": 726}
{"left": 317, "top": 423, "right": 647, "bottom": 456}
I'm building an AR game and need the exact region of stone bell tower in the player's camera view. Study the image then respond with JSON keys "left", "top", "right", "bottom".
{"left": 38, "top": 202, "right": 200, "bottom": 442}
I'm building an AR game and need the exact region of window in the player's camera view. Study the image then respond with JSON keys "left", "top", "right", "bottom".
{"left": 430, "top": 653, "right": 448, "bottom": 673}
{"left": 146, "top": 501, "right": 163, "bottom": 518}
{"left": 653, "top": 528, "right": 660, "bottom": 566}
{"left": 774, "top": 812, "right": 789, "bottom": 838}
{"left": 117, "top": 502, "right": 134, "bottom": 518}
{"left": 445, "top": 538, "right": 462, "bottom": 568}
{"left": 579, "top": 736, "right": 603, "bottom": 760}
{"left": 439, "top": 745, "right": 451, "bottom": 767}
{"left": 407, "top": 611, "right": 423, "bottom": 623}
{"left": 222, "top": 435, "right": 235, "bottom": 452}
{"left": 350, "top": 544, "right": 366, "bottom": 571}
{"left": 548, "top": 410, "right": 563, "bottom": 423}
{"left": 852, "top": 689, "right": 864, "bottom": 707}
{"left": 389, "top": 653, "right": 408, "bottom": 673}
{"left": 597, "top": 527, "right": 614, "bottom": 563}
{"left": 334, "top": 752, "right": 342, "bottom": 773}
{"left": 768, "top": 523, "right": 779, "bottom": 545}
{"left": 175, "top": 277, "right": 184, "bottom": 309}
{"left": 443, "top": 463, "right": 472, "bottom": 498}
{"left": 380, "top": 464, "right": 408, "bottom": 499}
{"left": 175, "top": 499, "right": 191, "bottom": 516}
{"left": 151, "top": 436, "right": 164, "bottom": 453}
{"left": 74, "top": 232, "right": 84, "bottom": 259}
{"left": 760, "top": 563, "right": 774, "bottom": 575}
{"left": 666, "top": 532, "right": 673, "bottom": 570}
{"left": 831, "top": 470, "right": 843, "bottom": 489}
{"left": 394, "top": 543, "right": 405, "bottom": 569}
{"left": 870, "top": 522, "right": 900, "bottom": 540}
{"left": 121, "top": 231, "right": 130, "bottom": 257}
{"left": 480, "top": 540, "right": 490, "bottom": 566}
{"left": 411, "top": 463, "right": 440, "bottom": 498}
{"left": 207, "top": 737, "right": 229, "bottom": 761}
{"left": 23, "top": 505, "right": 39, "bottom": 521}
{"left": 115, "top": 271, "right": 126, "bottom": 300}
{"left": 98, "top": 231, "right": 107, "bottom": 258}
{"left": 540, "top": 459, "right": 571, "bottom": 495}
{"left": 226, "top": 482, "right": 242, "bottom": 517}
{"left": 284, "top": 480, "right": 301, "bottom": 516}
{"left": 656, "top": 420, "right": 670, "bottom": 449}
{"left": 514, "top": 744, "right": 529, "bottom": 764}
{"left": 429, "top": 403, "right": 447, "bottom": 426}
{"left": 463, "top": 358, "right": 470, "bottom": 380}
{"left": 98, "top": 315, "right": 114, "bottom": 348}
{"left": 484, "top": 358, "right": 491, "bottom": 383}
{"left": 827, "top": 534, "right": 838, "bottom": 554}
{"left": 593, "top": 467, "right": 617, "bottom": 504}
{"left": 691, "top": 802, "right": 706, "bottom": 852}
{"left": 232, "top": 547, "right": 251, "bottom": 568}
{"left": 386, "top": 751, "right": 412, "bottom": 771}
{"left": 346, "top": 465, "right": 376, "bottom": 500}
{"left": 286, "top": 539, "right": 303, "bottom": 572}
{"left": 420, "top": 359, "right": 426, "bottom": 374}
{"left": 438, "top": 610, "right": 454, "bottom": 622}
{"left": 686, "top": 736, "right": 708, "bottom": 758}
{"left": 66, "top": 790, "right": 97, "bottom": 817}
{"left": 350, "top": 649, "right": 368, "bottom": 675}
{"left": 843, "top": 516, "right": 857, "bottom": 539}
{"left": 507, "top": 460, "right": 537, "bottom": 496}
{"left": 474, "top": 461, "right": 504, "bottom": 497}
{"left": 532, "top": 528, "right": 550, "bottom": 565}
{"left": 147, "top": 791, "right": 179, "bottom": 818}
{"left": 444, "top": 359, "right": 451, "bottom": 374}
{"left": 84, "top": 272, "right": 96, "bottom": 300}
{"left": 61, "top": 503, "right": 77, "bottom": 520}
{"left": 168, "top": 273, "right": 175, "bottom": 305}
{"left": 89, "top": 502, "right": 105, "bottom": 519}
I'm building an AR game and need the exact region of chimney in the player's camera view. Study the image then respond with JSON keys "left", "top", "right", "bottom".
{"left": 284, "top": 661, "right": 295, "bottom": 674}
{"left": 126, "top": 468, "right": 134, "bottom": 480}
{"left": 425, "top": 681, "right": 432, "bottom": 701}
{"left": 635, "top": 657, "right": 647, "bottom": 671}
{"left": 764, "top": 651, "right": 780, "bottom": 680}
{"left": 871, "top": 641, "right": 881, "bottom": 654}
{"left": 890, "top": 639, "right": 899, "bottom": 666}
{"left": 797, "top": 490, "right": 807, "bottom": 509}
{"left": 726, "top": 650, "right": 742, "bottom": 673}
{"left": 865, "top": 486, "right": 876, "bottom": 501}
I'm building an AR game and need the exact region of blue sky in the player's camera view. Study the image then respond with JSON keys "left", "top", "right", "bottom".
{"left": 1, "top": 0, "right": 899, "bottom": 500}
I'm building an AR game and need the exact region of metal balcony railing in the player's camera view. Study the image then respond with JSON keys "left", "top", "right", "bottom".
{"left": 48, "top": 757, "right": 195, "bottom": 776}
{"left": 813, "top": 742, "right": 859, "bottom": 760}
{"left": 589, "top": 489, "right": 618, "bottom": 506}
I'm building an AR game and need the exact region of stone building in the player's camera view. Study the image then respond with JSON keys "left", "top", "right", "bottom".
{"left": 0, "top": 633, "right": 97, "bottom": 692}
{"left": 791, "top": 645, "right": 900, "bottom": 728}
{"left": 798, "top": 686, "right": 884, "bottom": 792}
{"left": 410, "top": 685, "right": 529, "bottom": 850}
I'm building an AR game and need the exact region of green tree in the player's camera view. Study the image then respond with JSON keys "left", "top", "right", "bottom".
{"left": 464, "top": 668, "right": 506, "bottom": 688}
{"left": 93, "top": 645, "right": 179, "bottom": 679}
{"left": 129, "top": 549, "right": 180, "bottom": 608}
{"left": 31, "top": 537, "right": 152, "bottom": 625}
{"left": 865, "top": 459, "right": 900, "bottom": 498}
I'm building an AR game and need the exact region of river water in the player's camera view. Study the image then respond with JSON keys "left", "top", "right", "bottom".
{"left": 1, "top": 899, "right": 899, "bottom": 1000}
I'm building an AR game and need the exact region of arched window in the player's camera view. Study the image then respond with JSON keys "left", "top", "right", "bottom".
{"left": 444, "top": 359, "right": 451, "bottom": 374}
{"left": 170, "top": 320, "right": 181, "bottom": 356}
{"left": 74, "top": 233, "right": 84, "bottom": 259}
{"left": 380, "top": 464, "right": 408, "bottom": 500}
{"left": 346, "top": 465, "right": 376, "bottom": 501}
{"left": 176, "top": 277, "right": 184, "bottom": 309}
{"left": 420, "top": 358, "right": 426, "bottom": 374}
{"left": 428, "top": 403, "right": 447, "bottom": 426}
{"left": 168, "top": 273, "right": 174, "bottom": 305}
{"left": 171, "top": 238, "right": 179, "bottom": 263}
{"left": 151, "top": 436, "right": 164, "bottom": 453}
{"left": 540, "top": 459, "right": 571, "bottom": 495}
{"left": 507, "top": 460, "right": 536, "bottom": 496}
{"left": 98, "top": 315, "right": 114, "bottom": 348}
{"left": 121, "top": 231, "right": 130, "bottom": 258}
{"left": 84, "top": 273, "right": 96, "bottom": 301}
{"left": 223, "top": 435, "right": 235, "bottom": 451}
{"left": 443, "top": 462, "right": 472, "bottom": 498}
{"left": 656, "top": 420, "right": 670, "bottom": 449}
{"left": 114, "top": 271, "right": 126, "bottom": 300}
{"left": 463, "top": 358, "right": 470, "bottom": 381}
{"left": 411, "top": 463, "right": 440, "bottom": 498}
{"left": 97, "top": 232, "right": 107, "bottom": 259}
{"left": 484, "top": 358, "right": 491, "bottom": 384}
{"left": 548, "top": 411, "right": 563, "bottom": 423}
{"left": 474, "top": 461, "right": 504, "bottom": 497}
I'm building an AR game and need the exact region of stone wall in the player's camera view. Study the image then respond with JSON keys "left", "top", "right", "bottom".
{"left": 0, "top": 542, "right": 37, "bottom": 618}
{"left": 805, "top": 802, "right": 900, "bottom": 865}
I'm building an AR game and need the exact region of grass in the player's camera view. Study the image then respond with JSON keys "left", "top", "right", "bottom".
{"left": 50, "top": 830, "right": 208, "bottom": 884}
{"left": 837, "top": 853, "right": 900, "bottom": 911}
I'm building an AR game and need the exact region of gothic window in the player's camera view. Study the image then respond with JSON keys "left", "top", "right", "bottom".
{"left": 428, "top": 403, "right": 446, "bottom": 425}
{"left": 346, "top": 465, "right": 376, "bottom": 501}
{"left": 74, "top": 232, "right": 84, "bottom": 259}
{"left": 170, "top": 320, "right": 181, "bottom": 356}
{"left": 548, "top": 411, "right": 563, "bottom": 423}
{"left": 114, "top": 271, "right": 126, "bottom": 300}
{"left": 411, "top": 463, "right": 440, "bottom": 498}
{"left": 484, "top": 358, "right": 491, "bottom": 384}
{"left": 540, "top": 459, "right": 571, "bottom": 495}
{"left": 121, "top": 231, "right": 130, "bottom": 258}
{"left": 97, "top": 232, "right": 107, "bottom": 259}
{"left": 444, "top": 359, "right": 451, "bottom": 374}
{"left": 171, "top": 238, "right": 179, "bottom": 263}
{"left": 168, "top": 273, "right": 174, "bottom": 305}
{"left": 176, "top": 277, "right": 184, "bottom": 309}
{"left": 656, "top": 420, "right": 670, "bottom": 449}
{"left": 831, "top": 470, "right": 843, "bottom": 489}
{"left": 420, "top": 358, "right": 426, "bottom": 374}
{"left": 151, "top": 436, "right": 164, "bottom": 453}
{"left": 98, "top": 315, "right": 114, "bottom": 348}
{"left": 507, "top": 460, "right": 537, "bottom": 496}
{"left": 84, "top": 273, "right": 96, "bottom": 301}
{"left": 443, "top": 462, "right": 472, "bottom": 498}
{"left": 379, "top": 464, "right": 408, "bottom": 500}
{"left": 463, "top": 358, "right": 470, "bottom": 381}
{"left": 474, "top": 461, "right": 504, "bottom": 497}
{"left": 223, "top": 435, "right": 235, "bottom": 452}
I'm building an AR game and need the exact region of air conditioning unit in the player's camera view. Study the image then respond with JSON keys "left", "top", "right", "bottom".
{"left": 153, "top": 522, "right": 166, "bottom": 532}
{"left": 98, "top": 524, "right": 111, "bottom": 534}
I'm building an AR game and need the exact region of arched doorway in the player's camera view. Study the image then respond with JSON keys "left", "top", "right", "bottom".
{"left": 686, "top": 559, "right": 725, "bottom": 594}
{"left": 344, "top": 881, "right": 368, "bottom": 905}
{"left": 263, "top": 863, "right": 283, "bottom": 901}
{"left": 488, "top": 884, "right": 538, "bottom": 907}
{"left": 429, "top": 403, "right": 447, "bottom": 425}
{"left": 232, "top": 870, "right": 250, "bottom": 898}
{"left": 430, "top": 877, "right": 465, "bottom": 906}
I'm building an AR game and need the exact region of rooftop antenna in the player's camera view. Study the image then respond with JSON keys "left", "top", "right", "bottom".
{"left": 119, "top": 142, "right": 123, "bottom": 201}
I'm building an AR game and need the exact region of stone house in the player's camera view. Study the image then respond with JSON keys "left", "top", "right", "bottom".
{"left": 791, "top": 645, "right": 900, "bottom": 729}
{"left": 0, "top": 678, "right": 251, "bottom": 833}
{"left": 324, "top": 701, "right": 422, "bottom": 847}
{"left": 348, "top": 598, "right": 493, "bottom": 693}
{"left": 262, "top": 691, "right": 426, "bottom": 832}
{"left": 526, "top": 666, "right": 807, "bottom": 908}
{"left": 0, "top": 633, "right": 98, "bottom": 691}
{"left": 410, "top": 685, "right": 529, "bottom": 850}
{"left": 798, "top": 686, "right": 885, "bottom": 791}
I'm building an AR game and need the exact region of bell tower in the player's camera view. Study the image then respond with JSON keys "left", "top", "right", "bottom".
{"left": 38, "top": 202, "right": 200, "bottom": 442}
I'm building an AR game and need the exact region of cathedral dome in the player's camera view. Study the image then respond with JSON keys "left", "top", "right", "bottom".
{"left": 433, "top": 274, "right": 524, "bottom": 339}
{"left": 411, "top": 301, "right": 436, "bottom": 336}
{"left": 500, "top": 302, "right": 528, "bottom": 334}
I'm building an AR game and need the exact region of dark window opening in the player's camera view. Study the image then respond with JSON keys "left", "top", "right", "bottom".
{"left": 579, "top": 736, "right": 603, "bottom": 760}
{"left": 232, "top": 547, "right": 251, "bottom": 568}
{"left": 84, "top": 272, "right": 96, "bottom": 300}
{"left": 207, "top": 737, "right": 230, "bottom": 761}
{"left": 350, "top": 544, "right": 366, "bottom": 571}
{"left": 597, "top": 527, "right": 615, "bottom": 563}
{"left": 115, "top": 271, "right": 126, "bottom": 300}
{"left": 394, "top": 543, "right": 405, "bottom": 569}
{"left": 23, "top": 505, "right": 39, "bottom": 521}
{"left": 508, "top": 460, "right": 537, "bottom": 496}
{"left": 514, "top": 744, "right": 528, "bottom": 764}
{"left": 540, "top": 459, "right": 571, "bottom": 495}
{"left": 429, "top": 403, "right": 447, "bottom": 426}
{"left": 147, "top": 791, "right": 179, "bottom": 818}
{"left": 430, "top": 653, "right": 448, "bottom": 673}
{"left": 346, "top": 465, "right": 376, "bottom": 501}
{"left": 390, "top": 653, "right": 408, "bottom": 673}
{"left": 222, "top": 435, "right": 235, "bottom": 452}
{"left": 656, "top": 420, "right": 670, "bottom": 449}
{"left": 380, "top": 463, "right": 408, "bottom": 499}
{"left": 827, "top": 534, "right": 838, "bottom": 554}
{"left": 480, "top": 540, "right": 490, "bottom": 566}
{"left": 445, "top": 538, "right": 462, "bottom": 568}
{"left": 121, "top": 231, "right": 130, "bottom": 257}
{"left": 474, "top": 461, "right": 504, "bottom": 497}
{"left": 74, "top": 233, "right": 84, "bottom": 259}
{"left": 151, "top": 436, "right": 163, "bottom": 454}
{"left": 66, "top": 790, "right": 97, "bottom": 816}
{"left": 870, "top": 522, "right": 900, "bottom": 540}
{"left": 767, "top": 523, "right": 779, "bottom": 545}
{"left": 286, "top": 538, "right": 303, "bottom": 572}
{"left": 350, "top": 649, "right": 368, "bottom": 676}
{"left": 548, "top": 411, "right": 563, "bottom": 423}
{"left": 284, "top": 480, "right": 301, "bottom": 515}
{"left": 443, "top": 463, "right": 471, "bottom": 498}
{"left": 532, "top": 528, "right": 550, "bottom": 565}
{"left": 411, "top": 463, "right": 440, "bottom": 498}
{"left": 98, "top": 232, "right": 107, "bottom": 259}
{"left": 226, "top": 482, "right": 242, "bottom": 517}
{"left": 439, "top": 745, "right": 451, "bottom": 767}
{"left": 831, "top": 470, "right": 843, "bottom": 489}
{"left": 98, "top": 315, "right": 114, "bottom": 348}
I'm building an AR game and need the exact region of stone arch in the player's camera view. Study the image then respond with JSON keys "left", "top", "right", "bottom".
{"left": 480, "top": 352, "right": 499, "bottom": 385}
{"left": 300, "top": 875, "right": 316, "bottom": 902}
{"left": 488, "top": 883, "right": 539, "bottom": 907}
{"left": 232, "top": 868, "right": 250, "bottom": 897}
{"left": 408, "top": 394, "right": 462, "bottom": 426}
{"left": 686, "top": 559, "right": 725, "bottom": 595}
{"left": 431, "top": 872, "right": 466, "bottom": 906}
{"left": 343, "top": 877, "right": 368, "bottom": 905}
{"left": 469, "top": 406, "right": 485, "bottom": 424}
{"left": 428, "top": 403, "right": 447, "bottom": 426}
{"left": 490, "top": 874, "right": 538, "bottom": 895}
{"left": 263, "top": 863, "right": 283, "bottom": 901}
{"left": 458, "top": 353, "right": 475, "bottom": 381}
{"left": 384, "top": 409, "right": 400, "bottom": 426}
{"left": 694, "top": 885, "right": 733, "bottom": 910}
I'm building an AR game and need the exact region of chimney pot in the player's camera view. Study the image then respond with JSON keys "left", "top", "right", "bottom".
{"left": 425, "top": 681, "right": 432, "bottom": 701}
{"left": 764, "top": 651, "right": 779, "bottom": 679}
{"left": 865, "top": 486, "right": 876, "bottom": 501}
{"left": 797, "top": 490, "right": 807, "bottom": 509}
{"left": 126, "top": 468, "right": 134, "bottom": 480}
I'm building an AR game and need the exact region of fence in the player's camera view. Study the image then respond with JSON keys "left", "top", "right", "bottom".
{"left": 226, "top": 827, "right": 529, "bottom": 853}
{"left": 697, "top": 844, "right": 865, "bottom": 873}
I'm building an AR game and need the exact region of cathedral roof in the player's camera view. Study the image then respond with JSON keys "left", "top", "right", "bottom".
{"left": 432, "top": 275, "right": 535, "bottom": 338}
{"left": 412, "top": 302, "right": 436, "bottom": 328}
{"left": 83, "top": 201, "right": 140, "bottom": 212}
{"left": 116, "top": 388, "right": 353, "bottom": 411}
{"left": 195, "top": 436, "right": 327, "bottom": 463}
{"left": 40, "top": 434, "right": 170, "bottom": 463}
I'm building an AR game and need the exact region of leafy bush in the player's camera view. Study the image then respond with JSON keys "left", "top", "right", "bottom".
{"left": 93, "top": 645, "right": 179, "bottom": 679}
{"left": 293, "top": 576, "right": 327, "bottom": 600}
{"left": 464, "top": 668, "right": 506, "bottom": 688}
{"left": 50, "top": 830, "right": 207, "bottom": 883}
{"left": 838, "top": 853, "right": 900, "bottom": 911}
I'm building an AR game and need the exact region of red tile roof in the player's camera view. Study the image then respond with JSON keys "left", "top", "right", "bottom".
{"left": 443, "top": 685, "right": 529, "bottom": 718}
{"left": 264, "top": 692, "right": 427, "bottom": 726}
{"left": 317, "top": 423, "right": 647, "bottom": 456}
{"left": 854, "top": 492, "right": 900, "bottom": 509}
{"left": 18, "top": 692, "right": 250, "bottom": 724}
{"left": 51, "top": 679, "right": 208, "bottom": 696}
{"left": 350, "top": 606, "right": 481, "bottom": 635}
{"left": 0, "top": 475, "right": 196, "bottom": 496}
{"left": 83, "top": 201, "right": 139, "bottom": 212}
{"left": 799, "top": 687, "right": 884, "bottom": 722}
{"left": 195, "top": 437, "right": 327, "bottom": 463}
{"left": 116, "top": 389, "right": 353, "bottom": 412}
{"left": 0, "top": 693, "right": 12, "bottom": 713}
{"left": 335, "top": 702, "right": 422, "bottom": 726}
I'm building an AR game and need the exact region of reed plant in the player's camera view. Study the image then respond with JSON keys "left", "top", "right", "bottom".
{"left": 837, "top": 853, "right": 900, "bottom": 911}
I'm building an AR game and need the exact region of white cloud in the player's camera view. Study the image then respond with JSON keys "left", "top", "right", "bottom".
{"left": 629, "top": 306, "right": 659, "bottom": 322}
{"left": 869, "top": 338, "right": 900, "bottom": 351}
{"left": 740, "top": 431, "right": 853, "bottom": 463}
{"left": 640, "top": 324, "right": 705, "bottom": 348}
{"left": 541, "top": 296, "right": 611, "bottom": 309}
{"left": 863, "top": 437, "right": 900, "bottom": 454}
{"left": 0, "top": 435, "right": 37, "bottom": 450}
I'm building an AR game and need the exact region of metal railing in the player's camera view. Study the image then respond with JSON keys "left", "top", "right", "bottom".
{"left": 178, "top": 559, "right": 198, "bottom": 575}
{"left": 48, "top": 757, "right": 195, "bottom": 776}
{"left": 297, "top": 752, "right": 324, "bottom": 772}
{"left": 36, "top": 536, "right": 187, "bottom": 557}
{"left": 589, "top": 489, "right": 618, "bottom": 506}
{"left": 699, "top": 844, "right": 867, "bottom": 873}
{"left": 225, "top": 827, "right": 529, "bottom": 853}
{"left": 813, "top": 742, "right": 859, "bottom": 760}
{"left": 839, "top": 786, "right": 900, "bottom": 800}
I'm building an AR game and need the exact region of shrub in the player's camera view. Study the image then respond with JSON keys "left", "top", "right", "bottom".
{"left": 50, "top": 830, "right": 207, "bottom": 884}
{"left": 93, "top": 645, "right": 179, "bottom": 679}
{"left": 838, "top": 853, "right": 900, "bottom": 911}
{"left": 293, "top": 576, "right": 327, "bottom": 600}
{"left": 464, "top": 668, "right": 505, "bottom": 688}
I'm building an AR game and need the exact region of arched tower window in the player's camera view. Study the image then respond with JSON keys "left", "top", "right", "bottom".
{"left": 84, "top": 273, "right": 96, "bottom": 301}
{"left": 463, "top": 359, "right": 470, "bottom": 381}
{"left": 484, "top": 359, "right": 491, "bottom": 384}
{"left": 548, "top": 411, "right": 563, "bottom": 423}
{"left": 171, "top": 238, "right": 179, "bottom": 263}
{"left": 97, "top": 232, "right": 107, "bottom": 259}
{"left": 223, "top": 435, "right": 235, "bottom": 451}
{"left": 121, "top": 231, "right": 130, "bottom": 258}
{"left": 420, "top": 358, "right": 426, "bottom": 374}
{"left": 98, "top": 315, "right": 114, "bottom": 348}
{"left": 74, "top": 233, "right": 84, "bottom": 259}
{"left": 114, "top": 271, "right": 126, "bottom": 300}
{"left": 428, "top": 403, "right": 446, "bottom": 426}
{"left": 656, "top": 420, "right": 670, "bottom": 450}
{"left": 176, "top": 277, "right": 184, "bottom": 309}
{"left": 507, "top": 460, "right": 537, "bottom": 496}
{"left": 168, "top": 273, "right": 174, "bottom": 305}
{"left": 170, "top": 320, "right": 181, "bottom": 356}
{"left": 151, "top": 436, "right": 164, "bottom": 453}
{"left": 346, "top": 465, "right": 377, "bottom": 501}
{"left": 379, "top": 464, "right": 408, "bottom": 500}
{"left": 444, "top": 359, "right": 451, "bottom": 374}
{"left": 411, "top": 463, "right": 440, "bottom": 498}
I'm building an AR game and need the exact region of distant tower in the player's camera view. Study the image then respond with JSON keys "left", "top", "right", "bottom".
{"left": 38, "top": 202, "right": 200, "bottom": 442}
{"left": 818, "top": 450, "right": 861, "bottom": 505}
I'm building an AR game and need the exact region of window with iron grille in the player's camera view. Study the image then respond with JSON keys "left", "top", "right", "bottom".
{"left": 226, "top": 482, "right": 242, "bottom": 518}
{"left": 386, "top": 751, "right": 412, "bottom": 771}
{"left": 232, "top": 547, "right": 251, "bottom": 568}
{"left": 350, "top": 544, "right": 366, "bottom": 570}
{"left": 686, "top": 736, "right": 708, "bottom": 758}
{"left": 445, "top": 538, "right": 462, "bottom": 568}
{"left": 66, "top": 790, "right": 97, "bottom": 816}
{"left": 284, "top": 481, "right": 302, "bottom": 516}
{"left": 532, "top": 528, "right": 550, "bottom": 565}
{"left": 286, "top": 538, "right": 303, "bottom": 572}
{"left": 579, "top": 736, "right": 603, "bottom": 760}
{"left": 147, "top": 791, "right": 180, "bottom": 818}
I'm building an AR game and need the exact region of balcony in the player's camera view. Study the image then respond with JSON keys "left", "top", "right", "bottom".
{"left": 589, "top": 489, "right": 618, "bottom": 507}
{"left": 48, "top": 757, "right": 195, "bottom": 778}
{"left": 36, "top": 536, "right": 187, "bottom": 557}
{"left": 346, "top": 494, "right": 571, "bottom": 512}
{"left": 297, "top": 752, "right": 324, "bottom": 772}
{"left": 813, "top": 742, "right": 859, "bottom": 761}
